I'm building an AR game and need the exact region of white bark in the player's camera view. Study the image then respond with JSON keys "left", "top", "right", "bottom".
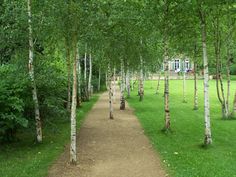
{"left": 84, "top": 44, "right": 87, "bottom": 82}
{"left": 200, "top": 10, "right": 212, "bottom": 145}
{"left": 77, "top": 47, "right": 81, "bottom": 107}
{"left": 28, "top": 0, "right": 42, "bottom": 143}
{"left": 70, "top": 47, "right": 77, "bottom": 164}
{"left": 127, "top": 69, "right": 130, "bottom": 98}
{"left": 88, "top": 51, "right": 92, "bottom": 98}
{"left": 183, "top": 60, "right": 187, "bottom": 103}
{"left": 163, "top": 1, "right": 170, "bottom": 130}
{"left": 163, "top": 43, "right": 170, "bottom": 130}
{"left": 113, "top": 67, "right": 116, "bottom": 103}
{"left": 120, "top": 59, "right": 125, "bottom": 110}
{"left": 139, "top": 55, "right": 144, "bottom": 101}
{"left": 84, "top": 44, "right": 88, "bottom": 100}
{"left": 108, "top": 64, "right": 114, "bottom": 119}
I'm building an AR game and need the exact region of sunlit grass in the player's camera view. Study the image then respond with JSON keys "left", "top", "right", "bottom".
{"left": 128, "top": 79, "right": 236, "bottom": 177}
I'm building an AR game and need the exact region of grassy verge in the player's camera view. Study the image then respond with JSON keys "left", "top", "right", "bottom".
{"left": 127, "top": 80, "right": 236, "bottom": 177}
{"left": 0, "top": 95, "right": 99, "bottom": 177}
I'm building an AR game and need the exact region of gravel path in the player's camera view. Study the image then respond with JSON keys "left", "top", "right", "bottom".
{"left": 48, "top": 90, "right": 167, "bottom": 177}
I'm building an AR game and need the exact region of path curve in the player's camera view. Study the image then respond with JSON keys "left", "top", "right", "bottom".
{"left": 48, "top": 90, "right": 167, "bottom": 177}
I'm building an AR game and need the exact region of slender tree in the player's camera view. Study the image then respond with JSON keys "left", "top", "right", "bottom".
{"left": 70, "top": 41, "right": 77, "bottom": 164}
{"left": 182, "top": 59, "right": 187, "bottom": 103}
{"left": 139, "top": 52, "right": 144, "bottom": 101}
{"left": 198, "top": 2, "right": 212, "bottom": 145}
{"left": 120, "top": 58, "right": 126, "bottom": 110}
{"left": 88, "top": 50, "right": 92, "bottom": 99}
{"left": 27, "top": 0, "right": 42, "bottom": 143}
{"left": 113, "top": 67, "right": 116, "bottom": 103}
{"left": 108, "top": 63, "right": 114, "bottom": 119}
{"left": 77, "top": 46, "right": 82, "bottom": 107}
{"left": 163, "top": 0, "right": 170, "bottom": 131}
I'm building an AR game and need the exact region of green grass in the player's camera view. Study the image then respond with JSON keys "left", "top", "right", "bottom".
{"left": 127, "top": 80, "right": 236, "bottom": 177}
{"left": 0, "top": 95, "right": 99, "bottom": 177}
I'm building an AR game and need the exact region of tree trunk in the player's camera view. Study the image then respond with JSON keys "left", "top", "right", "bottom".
{"left": 88, "top": 51, "right": 92, "bottom": 99}
{"left": 214, "top": 19, "right": 229, "bottom": 118}
{"left": 113, "top": 67, "right": 116, "bottom": 103}
{"left": 98, "top": 66, "right": 101, "bottom": 92}
{"left": 156, "top": 72, "right": 161, "bottom": 94}
{"left": 226, "top": 47, "right": 231, "bottom": 117}
{"left": 120, "top": 59, "right": 125, "bottom": 110}
{"left": 77, "top": 46, "right": 81, "bottom": 107}
{"left": 163, "top": 1, "right": 170, "bottom": 131}
{"left": 182, "top": 60, "right": 187, "bottom": 103}
{"left": 108, "top": 64, "right": 114, "bottom": 119}
{"left": 199, "top": 8, "right": 212, "bottom": 145}
{"left": 84, "top": 44, "right": 88, "bottom": 101}
{"left": 27, "top": 0, "right": 42, "bottom": 143}
{"left": 193, "top": 61, "right": 198, "bottom": 110}
{"left": 163, "top": 42, "right": 170, "bottom": 130}
{"left": 127, "top": 69, "right": 130, "bottom": 98}
{"left": 139, "top": 55, "right": 144, "bottom": 101}
{"left": 70, "top": 45, "right": 77, "bottom": 164}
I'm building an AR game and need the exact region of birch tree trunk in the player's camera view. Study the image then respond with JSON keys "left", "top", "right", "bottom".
{"left": 88, "top": 51, "right": 92, "bottom": 99}
{"left": 214, "top": 15, "right": 229, "bottom": 119}
{"left": 28, "top": 0, "right": 42, "bottom": 143}
{"left": 127, "top": 69, "right": 130, "bottom": 98}
{"left": 70, "top": 45, "right": 77, "bottom": 164}
{"left": 120, "top": 59, "right": 125, "bottom": 110}
{"left": 108, "top": 64, "right": 114, "bottom": 119}
{"left": 77, "top": 47, "right": 81, "bottom": 107}
{"left": 163, "top": 43, "right": 170, "bottom": 130}
{"left": 226, "top": 48, "right": 231, "bottom": 117}
{"left": 163, "top": 1, "right": 170, "bottom": 131}
{"left": 156, "top": 72, "right": 161, "bottom": 94}
{"left": 139, "top": 55, "right": 144, "bottom": 101}
{"left": 193, "top": 61, "right": 198, "bottom": 110}
{"left": 199, "top": 8, "right": 212, "bottom": 145}
{"left": 113, "top": 67, "right": 116, "bottom": 103}
{"left": 84, "top": 44, "right": 88, "bottom": 100}
{"left": 182, "top": 60, "right": 187, "bottom": 103}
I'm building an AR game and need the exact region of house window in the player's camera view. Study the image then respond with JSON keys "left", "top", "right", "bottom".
{"left": 174, "top": 59, "right": 180, "bottom": 70}
{"left": 185, "top": 60, "right": 190, "bottom": 70}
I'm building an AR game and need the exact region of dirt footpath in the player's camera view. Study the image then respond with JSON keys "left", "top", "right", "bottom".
{"left": 48, "top": 90, "right": 167, "bottom": 177}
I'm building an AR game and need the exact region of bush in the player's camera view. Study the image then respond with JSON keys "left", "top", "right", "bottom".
{"left": 0, "top": 64, "right": 28, "bottom": 141}
{"left": 230, "top": 64, "right": 236, "bottom": 75}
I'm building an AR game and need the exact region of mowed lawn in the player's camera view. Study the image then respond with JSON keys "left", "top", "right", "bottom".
{"left": 0, "top": 95, "right": 99, "bottom": 177}
{"left": 128, "top": 79, "right": 236, "bottom": 177}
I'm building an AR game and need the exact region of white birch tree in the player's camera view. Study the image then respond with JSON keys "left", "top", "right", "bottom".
{"left": 27, "top": 0, "right": 42, "bottom": 143}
